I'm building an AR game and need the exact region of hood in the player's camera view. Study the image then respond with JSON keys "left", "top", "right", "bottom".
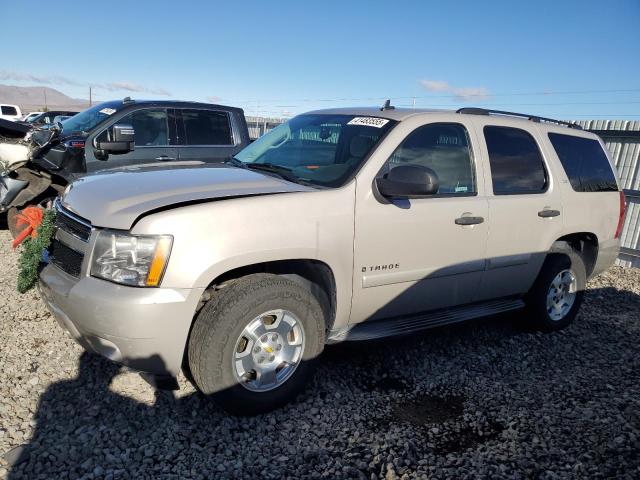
{"left": 62, "top": 164, "right": 313, "bottom": 229}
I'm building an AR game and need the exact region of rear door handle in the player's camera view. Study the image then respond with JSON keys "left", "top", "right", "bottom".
{"left": 455, "top": 216, "right": 484, "bottom": 226}
{"left": 538, "top": 209, "right": 560, "bottom": 218}
{"left": 155, "top": 155, "right": 176, "bottom": 161}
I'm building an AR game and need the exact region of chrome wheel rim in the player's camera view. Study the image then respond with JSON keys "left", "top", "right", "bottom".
{"left": 232, "top": 309, "right": 305, "bottom": 392}
{"left": 546, "top": 269, "right": 577, "bottom": 321}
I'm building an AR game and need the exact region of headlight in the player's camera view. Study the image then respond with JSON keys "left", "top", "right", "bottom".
{"left": 90, "top": 230, "right": 173, "bottom": 287}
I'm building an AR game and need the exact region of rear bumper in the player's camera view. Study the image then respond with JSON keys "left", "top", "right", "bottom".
{"left": 591, "top": 237, "right": 620, "bottom": 277}
{"left": 38, "top": 263, "right": 204, "bottom": 376}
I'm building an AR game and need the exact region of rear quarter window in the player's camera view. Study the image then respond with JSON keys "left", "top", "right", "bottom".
{"left": 548, "top": 133, "right": 618, "bottom": 192}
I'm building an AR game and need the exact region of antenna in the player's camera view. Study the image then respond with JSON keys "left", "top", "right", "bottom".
{"left": 380, "top": 99, "right": 395, "bottom": 111}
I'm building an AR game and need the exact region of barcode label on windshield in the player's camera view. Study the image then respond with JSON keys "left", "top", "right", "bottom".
{"left": 348, "top": 117, "right": 390, "bottom": 128}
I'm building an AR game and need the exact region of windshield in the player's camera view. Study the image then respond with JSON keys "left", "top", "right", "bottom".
{"left": 60, "top": 101, "right": 124, "bottom": 134}
{"left": 235, "top": 114, "right": 395, "bottom": 187}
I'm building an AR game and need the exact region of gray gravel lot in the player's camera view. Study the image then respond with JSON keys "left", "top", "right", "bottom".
{"left": 1, "top": 227, "right": 639, "bottom": 479}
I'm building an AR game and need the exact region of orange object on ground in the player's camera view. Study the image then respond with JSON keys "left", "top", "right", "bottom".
{"left": 11, "top": 207, "right": 44, "bottom": 249}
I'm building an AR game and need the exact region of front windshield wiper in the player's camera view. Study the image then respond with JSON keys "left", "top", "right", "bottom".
{"left": 232, "top": 160, "right": 318, "bottom": 188}
{"left": 244, "top": 162, "right": 298, "bottom": 181}
{"left": 223, "top": 156, "right": 248, "bottom": 169}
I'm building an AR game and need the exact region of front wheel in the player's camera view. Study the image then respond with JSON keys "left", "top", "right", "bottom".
{"left": 188, "top": 273, "right": 325, "bottom": 415}
{"left": 525, "top": 246, "right": 586, "bottom": 331}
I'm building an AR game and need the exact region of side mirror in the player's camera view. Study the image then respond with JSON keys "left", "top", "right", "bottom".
{"left": 375, "top": 164, "right": 439, "bottom": 199}
{"left": 95, "top": 124, "right": 135, "bottom": 156}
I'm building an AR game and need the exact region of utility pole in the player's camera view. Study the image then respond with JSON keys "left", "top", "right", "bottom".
{"left": 89, "top": 86, "right": 92, "bottom": 106}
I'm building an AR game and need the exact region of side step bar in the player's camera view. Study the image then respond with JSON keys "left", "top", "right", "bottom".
{"left": 327, "top": 298, "right": 525, "bottom": 342}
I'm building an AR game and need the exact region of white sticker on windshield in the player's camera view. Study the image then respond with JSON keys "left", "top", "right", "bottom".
{"left": 347, "top": 117, "right": 390, "bottom": 128}
{"left": 99, "top": 108, "right": 116, "bottom": 115}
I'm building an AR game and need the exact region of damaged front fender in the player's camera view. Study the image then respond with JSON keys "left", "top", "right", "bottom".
{"left": 0, "top": 167, "right": 52, "bottom": 213}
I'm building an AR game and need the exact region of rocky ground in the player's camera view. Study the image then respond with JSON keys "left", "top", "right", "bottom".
{"left": 0, "top": 227, "right": 639, "bottom": 479}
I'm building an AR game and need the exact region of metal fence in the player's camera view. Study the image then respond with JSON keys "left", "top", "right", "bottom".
{"left": 247, "top": 115, "right": 640, "bottom": 267}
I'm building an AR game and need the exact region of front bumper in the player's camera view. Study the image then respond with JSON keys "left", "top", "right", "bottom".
{"left": 38, "top": 263, "right": 204, "bottom": 377}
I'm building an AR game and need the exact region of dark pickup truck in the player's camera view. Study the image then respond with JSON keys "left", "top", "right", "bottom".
{"left": 0, "top": 98, "right": 250, "bottom": 235}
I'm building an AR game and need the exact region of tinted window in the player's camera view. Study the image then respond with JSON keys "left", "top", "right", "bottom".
{"left": 380, "top": 123, "right": 476, "bottom": 194}
{"left": 1, "top": 106, "right": 18, "bottom": 116}
{"left": 548, "top": 133, "right": 617, "bottom": 192}
{"left": 118, "top": 109, "right": 169, "bottom": 146}
{"left": 484, "top": 126, "right": 547, "bottom": 194}
{"left": 181, "top": 109, "right": 232, "bottom": 145}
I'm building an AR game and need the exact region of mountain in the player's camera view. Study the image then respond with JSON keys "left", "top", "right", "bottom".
{"left": 0, "top": 84, "right": 88, "bottom": 113}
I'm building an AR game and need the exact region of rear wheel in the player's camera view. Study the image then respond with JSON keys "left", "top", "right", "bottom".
{"left": 188, "top": 273, "right": 325, "bottom": 415}
{"left": 525, "top": 245, "right": 586, "bottom": 331}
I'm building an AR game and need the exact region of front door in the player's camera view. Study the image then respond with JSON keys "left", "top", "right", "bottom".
{"left": 86, "top": 108, "right": 179, "bottom": 172}
{"left": 351, "top": 121, "right": 490, "bottom": 323}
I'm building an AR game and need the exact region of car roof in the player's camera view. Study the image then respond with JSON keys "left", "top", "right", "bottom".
{"left": 304, "top": 107, "right": 445, "bottom": 121}
{"left": 112, "top": 99, "right": 244, "bottom": 113}
{"left": 304, "top": 106, "right": 590, "bottom": 135}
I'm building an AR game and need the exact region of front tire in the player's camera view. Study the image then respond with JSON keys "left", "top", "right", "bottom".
{"left": 525, "top": 245, "right": 586, "bottom": 332}
{"left": 188, "top": 273, "right": 325, "bottom": 415}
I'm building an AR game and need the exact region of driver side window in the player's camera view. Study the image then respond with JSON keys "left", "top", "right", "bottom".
{"left": 118, "top": 109, "right": 169, "bottom": 147}
{"left": 380, "top": 123, "right": 476, "bottom": 195}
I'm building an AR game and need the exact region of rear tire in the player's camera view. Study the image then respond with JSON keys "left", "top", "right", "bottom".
{"left": 188, "top": 273, "right": 325, "bottom": 415}
{"left": 525, "top": 245, "right": 586, "bottom": 332}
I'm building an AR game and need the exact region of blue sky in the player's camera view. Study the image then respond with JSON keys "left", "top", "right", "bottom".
{"left": 1, "top": 0, "right": 639, "bottom": 118}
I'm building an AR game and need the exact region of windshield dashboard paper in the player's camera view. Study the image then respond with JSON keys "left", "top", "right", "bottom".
{"left": 348, "top": 117, "right": 390, "bottom": 128}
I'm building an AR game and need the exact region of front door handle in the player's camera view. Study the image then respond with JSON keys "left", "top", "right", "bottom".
{"left": 538, "top": 209, "right": 561, "bottom": 218}
{"left": 155, "top": 155, "right": 176, "bottom": 161}
{"left": 455, "top": 216, "right": 484, "bottom": 226}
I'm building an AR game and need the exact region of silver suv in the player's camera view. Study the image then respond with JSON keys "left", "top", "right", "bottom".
{"left": 38, "top": 106, "right": 625, "bottom": 414}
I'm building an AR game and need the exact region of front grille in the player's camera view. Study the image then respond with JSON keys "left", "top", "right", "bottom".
{"left": 55, "top": 203, "right": 91, "bottom": 241}
{"left": 49, "top": 239, "right": 84, "bottom": 277}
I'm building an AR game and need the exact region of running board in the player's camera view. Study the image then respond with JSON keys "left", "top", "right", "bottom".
{"left": 327, "top": 298, "right": 525, "bottom": 342}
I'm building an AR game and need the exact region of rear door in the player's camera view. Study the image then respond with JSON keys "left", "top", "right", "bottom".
{"left": 473, "top": 120, "right": 565, "bottom": 300}
{"left": 176, "top": 108, "right": 240, "bottom": 162}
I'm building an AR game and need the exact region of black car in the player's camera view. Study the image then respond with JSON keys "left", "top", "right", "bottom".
{"left": 0, "top": 98, "right": 251, "bottom": 236}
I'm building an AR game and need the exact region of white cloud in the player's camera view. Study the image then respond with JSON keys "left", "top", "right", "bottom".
{"left": 420, "top": 78, "right": 490, "bottom": 101}
{"left": 0, "top": 70, "right": 82, "bottom": 86}
{"left": 206, "top": 95, "right": 221, "bottom": 103}
{"left": 452, "top": 86, "right": 489, "bottom": 101}
{"left": 99, "top": 81, "right": 171, "bottom": 96}
{"left": 420, "top": 80, "right": 451, "bottom": 92}
{"left": 0, "top": 69, "right": 171, "bottom": 96}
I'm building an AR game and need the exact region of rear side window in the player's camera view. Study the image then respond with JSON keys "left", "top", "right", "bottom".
{"left": 548, "top": 133, "right": 617, "bottom": 192}
{"left": 484, "top": 126, "right": 547, "bottom": 195}
{"left": 1, "top": 106, "right": 17, "bottom": 116}
{"left": 381, "top": 123, "right": 476, "bottom": 195}
{"left": 181, "top": 109, "right": 233, "bottom": 146}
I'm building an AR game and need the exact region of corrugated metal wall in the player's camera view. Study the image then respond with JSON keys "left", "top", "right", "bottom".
{"left": 573, "top": 120, "right": 640, "bottom": 267}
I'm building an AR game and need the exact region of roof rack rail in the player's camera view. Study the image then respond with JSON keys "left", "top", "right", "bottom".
{"left": 456, "top": 107, "right": 582, "bottom": 130}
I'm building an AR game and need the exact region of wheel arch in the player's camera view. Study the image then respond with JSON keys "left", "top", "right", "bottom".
{"left": 198, "top": 259, "right": 338, "bottom": 332}
{"left": 552, "top": 232, "right": 599, "bottom": 277}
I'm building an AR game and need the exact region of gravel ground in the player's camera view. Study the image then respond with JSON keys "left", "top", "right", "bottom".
{"left": 1, "top": 227, "right": 639, "bottom": 479}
